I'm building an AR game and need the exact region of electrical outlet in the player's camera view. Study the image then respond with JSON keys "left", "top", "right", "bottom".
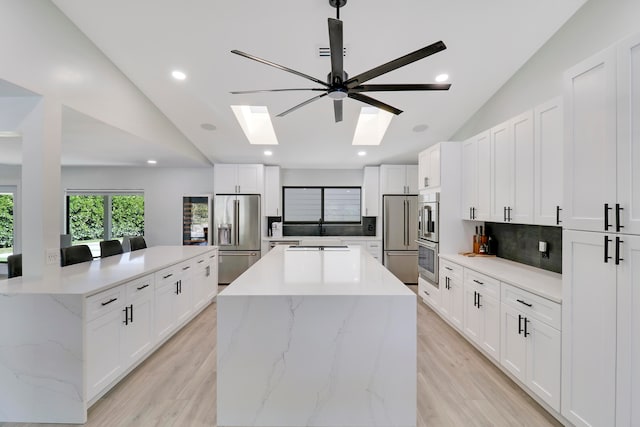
{"left": 46, "top": 248, "right": 59, "bottom": 265}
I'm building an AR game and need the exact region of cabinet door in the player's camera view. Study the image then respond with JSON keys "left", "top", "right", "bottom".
{"left": 511, "top": 110, "right": 534, "bottom": 224}
{"left": 616, "top": 235, "right": 640, "bottom": 426}
{"left": 563, "top": 48, "right": 617, "bottom": 232}
{"left": 480, "top": 293, "right": 500, "bottom": 361}
{"left": 264, "top": 166, "right": 281, "bottom": 216}
{"left": 463, "top": 283, "right": 482, "bottom": 346}
{"left": 534, "top": 98, "right": 563, "bottom": 226}
{"left": 155, "top": 277, "right": 178, "bottom": 341}
{"left": 175, "top": 264, "right": 193, "bottom": 325}
{"left": 562, "top": 230, "right": 617, "bottom": 427}
{"left": 206, "top": 251, "right": 219, "bottom": 298}
{"left": 192, "top": 257, "right": 209, "bottom": 311}
{"left": 438, "top": 274, "right": 451, "bottom": 319}
{"left": 500, "top": 304, "right": 527, "bottom": 383}
{"left": 428, "top": 145, "right": 441, "bottom": 188}
{"left": 490, "top": 120, "right": 513, "bottom": 222}
{"left": 617, "top": 34, "right": 640, "bottom": 236}
{"left": 406, "top": 165, "right": 419, "bottom": 194}
{"left": 87, "top": 309, "right": 124, "bottom": 400}
{"left": 418, "top": 150, "right": 429, "bottom": 191}
{"left": 526, "top": 317, "right": 561, "bottom": 412}
{"left": 380, "top": 165, "right": 406, "bottom": 194}
{"left": 237, "top": 164, "right": 264, "bottom": 194}
{"left": 122, "top": 287, "right": 154, "bottom": 367}
{"left": 461, "top": 138, "right": 478, "bottom": 219}
{"left": 362, "top": 166, "right": 380, "bottom": 216}
{"left": 476, "top": 131, "right": 492, "bottom": 220}
{"left": 449, "top": 275, "right": 464, "bottom": 331}
{"left": 214, "top": 164, "right": 239, "bottom": 194}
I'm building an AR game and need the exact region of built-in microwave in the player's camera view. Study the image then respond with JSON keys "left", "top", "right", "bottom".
{"left": 418, "top": 192, "right": 439, "bottom": 243}
{"left": 417, "top": 239, "right": 438, "bottom": 286}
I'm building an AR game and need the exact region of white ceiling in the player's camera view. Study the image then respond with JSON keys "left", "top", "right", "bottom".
{"left": 44, "top": 0, "right": 585, "bottom": 168}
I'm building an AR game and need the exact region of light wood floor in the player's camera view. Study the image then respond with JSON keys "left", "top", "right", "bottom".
{"left": 2, "top": 285, "right": 561, "bottom": 427}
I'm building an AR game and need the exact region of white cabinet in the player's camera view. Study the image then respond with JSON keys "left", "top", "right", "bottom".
{"left": 489, "top": 111, "right": 534, "bottom": 224}
{"left": 462, "top": 269, "right": 500, "bottom": 361}
{"left": 121, "top": 276, "right": 155, "bottom": 367}
{"left": 501, "top": 283, "right": 561, "bottom": 411}
{"left": 214, "top": 164, "right": 264, "bottom": 194}
{"left": 418, "top": 144, "right": 441, "bottom": 190}
{"left": 362, "top": 166, "right": 379, "bottom": 216}
{"left": 193, "top": 249, "right": 219, "bottom": 310}
{"left": 206, "top": 249, "right": 219, "bottom": 299}
{"left": 438, "top": 259, "right": 464, "bottom": 331}
{"left": 342, "top": 239, "right": 382, "bottom": 262}
{"left": 461, "top": 131, "right": 491, "bottom": 220}
{"left": 418, "top": 276, "right": 440, "bottom": 309}
{"left": 264, "top": 166, "right": 281, "bottom": 217}
{"left": 380, "top": 164, "right": 418, "bottom": 195}
{"left": 534, "top": 97, "right": 563, "bottom": 226}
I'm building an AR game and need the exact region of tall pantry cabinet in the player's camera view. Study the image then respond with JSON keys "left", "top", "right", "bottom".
{"left": 562, "top": 33, "right": 640, "bottom": 427}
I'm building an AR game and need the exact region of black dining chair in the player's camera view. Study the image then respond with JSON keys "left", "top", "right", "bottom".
{"left": 100, "top": 240, "right": 123, "bottom": 258}
{"left": 7, "top": 253, "right": 22, "bottom": 278}
{"left": 60, "top": 244, "right": 94, "bottom": 267}
{"left": 129, "top": 236, "right": 147, "bottom": 252}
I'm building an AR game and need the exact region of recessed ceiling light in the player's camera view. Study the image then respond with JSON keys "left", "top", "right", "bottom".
{"left": 413, "top": 124, "right": 429, "bottom": 133}
{"left": 264, "top": 150, "right": 273, "bottom": 156}
{"left": 200, "top": 123, "right": 216, "bottom": 131}
{"left": 147, "top": 159, "right": 157, "bottom": 164}
{"left": 435, "top": 73, "right": 449, "bottom": 82}
{"left": 171, "top": 70, "right": 187, "bottom": 81}
{"left": 357, "top": 151, "right": 367, "bottom": 156}
{"left": 231, "top": 105, "right": 279, "bottom": 145}
{"left": 352, "top": 107, "right": 394, "bottom": 146}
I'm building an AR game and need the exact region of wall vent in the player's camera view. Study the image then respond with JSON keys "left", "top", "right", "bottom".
{"left": 317, "top": 46, "right": 347, "bottom": 57}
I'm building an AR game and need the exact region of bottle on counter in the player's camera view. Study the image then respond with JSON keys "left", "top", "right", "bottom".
{"left": 473, "top": 226, "right": 480, "bottom": 254}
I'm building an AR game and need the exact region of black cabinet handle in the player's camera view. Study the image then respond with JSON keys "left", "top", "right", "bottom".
{"left": 473, "top": 291, "right": 477, "bottom": 307}
{"left": 556, "top": 206, "right": 562, "bottom": 225}
{"left": 179, "top": 280, "right": 182, "bottom": 294}
{"left": 101, "top": 297, "right": 118, "bottom": 306}
{"left": 136, "top": 284, "right": 149, "bottom": 291}
{"left": 423, "top": 290, "right": 430, "bottom": 296}
{"left": 123, "top": 306, "right": 129, "bottom": 325}
{"left": 516, "top": 299, "right": 533, "bottom": 308}
{"left": 182, "top": 266, "right": 191, "bottom": 271}
{"left": 176, "top": 281, "right": 180, "bottom": 295}
{"left": 616, "top": 204, "right": 624, "bottom": 232}
{"left": 210, "top": 254, "right": 216, "bottom": 259}
{"left": 518, "top": 314, "right": 523, "bottom": 335}
{"left": 129, "top": 304, "right": 133, "bottom": 323}
{"left": 445, "top": 266, "right": 453, "bottom": 271}
{"left": 604, "top": 235, "right": 612, "bottom": 263}
{"left": 473, "top": 279, "right": 484, "bottom": 285}
{"left": 605, "top": 203, "right": 612, "bottom": 231}
{"left": 508, "top": 207, "right": 512, "bottom": 222}
{"left": 470, "top": 207, "right": 473, "bottom": 220}
{"left": 198, "top": 260, "right": 205, "bottom": 264}
{"left": 503, "top": 206, "right": 507, "bottom": 222}
{"left": 163, "top": 273, "right": 173, "bottom": 279}
{"left": 616, "top": 236, "right": 624, "bottom": 265}
{"left": 477, "top": 293, "right": 482, "bottom": 309}
{"left": 524, "top": 318, "right": 530, "bottom": 337}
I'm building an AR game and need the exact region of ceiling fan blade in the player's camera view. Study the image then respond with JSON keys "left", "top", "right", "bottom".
{"left": 230, "top": 88, "right": 326, "bottom": 94}
{"left": 344, "top": 41, "right": 447, "bottom": 88}
{"left": 334, "top": 99, "right": 343, "bottom": 123}
{"left": 231, "top": 50, "right": 329, "bottom": 87}
{"left": 328, "top": 18, "right": 344, "bottom": 84}
{"left": 277, "top": 93, "right": 328, "bottom": 117}
{"left": 348, "top": 93, "right": 403, "bottom": 115}
{"left": 350, "top": 83, "right": 451, "bottom": 93}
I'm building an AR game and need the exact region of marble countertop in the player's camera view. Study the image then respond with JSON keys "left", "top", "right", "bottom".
{"left": 220, "top": 245, "right": 412, "bottom": 297}
{"left": 0, "top": 246, "right": 217, "bottom": 296}
{"left": 263, "top": 236, "right": 380, "bottom": 241}
{"left": 440, "top": 253, "right": 562, "bottom": 303}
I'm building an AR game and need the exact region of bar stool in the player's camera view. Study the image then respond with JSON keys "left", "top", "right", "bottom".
{"left": 7, "top": 253, "right": 22, "bottom": 278}
{"left": 60, "top": 245, "right": 93, "bottom": 266}
{"left": 129, "top": 236, "right": 147, "bottom": 251}
{"left": 100, "top": 240, "right": 123, "bottom": 258}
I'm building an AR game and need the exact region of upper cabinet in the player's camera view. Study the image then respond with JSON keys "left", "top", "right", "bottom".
{"left": 362, "top": 166, "right": 380, "bottom": 217}
{"left": 534, "top": 97, "right": 563, "bottom": 226}
{"left": 214, "top": 164, "right": 264, "bottom": 194}
{"left": 418, "top": 144, "right": 441, "bottom": 190}
{"left": 264, "top": 166, "right": 281, "bottom": 217}
{"left": 380, "top": 164, "right": 418, "bottom": 195}
{"left": 461, "top": 131, "right": 491, "bottom": 220}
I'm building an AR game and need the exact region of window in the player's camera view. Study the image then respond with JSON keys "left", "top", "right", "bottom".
{"left": 283, "top": 187, "right": 361, "bottom": 223}
{"left": 66, "top": 192, "right": 144, "bottom": 257}
{"left": 0, "top": 186, "right": 16, "bottom": 263}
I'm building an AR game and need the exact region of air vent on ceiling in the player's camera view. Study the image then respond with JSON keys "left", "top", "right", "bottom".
{"left": 317, "top": 46, "right": 347, "bottom": 57}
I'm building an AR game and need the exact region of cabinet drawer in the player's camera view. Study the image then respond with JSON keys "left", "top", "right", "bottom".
{"left": 86, "top": 285, "right": 125, "bottom": 321}
{"left": 366, "top": 241, "right": 382, "bottom": 251}
{"left": 440, "top": 259, "right": 463, "bottom": 279}
{"left": 155, "top": 266, "right": 179, "bottom": 289}
{"left": 501, "top": 283, "right": 561, "bottom": 330}
{"left": 464, "top": 269, "right": 500, "bottom": 299}
{"left": 418, "top": 277, "right": 439, "bottom": 308}
{"left": 126, "top": 274, "right": 154, "bottom": 300}
{"left": 178, "top": 259, "right": 195, "bottom": 277}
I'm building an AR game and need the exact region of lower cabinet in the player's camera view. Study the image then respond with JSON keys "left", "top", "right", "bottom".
{"left": 342, "top": 239, "right": 382, "bottom": 262}
{"left": 418, "top": 277, "right": 440, "bottom": 309}
{"left": 463, "top": 269, "right": 500, "bottom": 361}
{"left": 193, "top": 249, "right": 219, "bottom": 310}
{"left": 439, "top": 260, "right": 464, "bottom": 331}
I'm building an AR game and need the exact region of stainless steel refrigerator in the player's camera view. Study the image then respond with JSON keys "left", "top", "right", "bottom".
{"left": 383, "top": 195, "right": 418, "bottom": 284}
{"left": 214, "top": 194, "right": 261, "bottom": 284}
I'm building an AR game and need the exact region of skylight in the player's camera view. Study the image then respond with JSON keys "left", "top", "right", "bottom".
{"left": 351, "top": 107, "right": 393, "bottom": 146}
{"left": 231, "top": 105, "right": 279, "bottom": 145}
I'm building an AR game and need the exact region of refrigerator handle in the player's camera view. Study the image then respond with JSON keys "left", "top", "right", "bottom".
{"left": 403, "top": 200, "right": 406, "bottom": 246}
{"left": 235, "top": 199, "right": 241, "bottom": 246}
{"left": 405, "top": 200, "right": 409, "bottom": 247}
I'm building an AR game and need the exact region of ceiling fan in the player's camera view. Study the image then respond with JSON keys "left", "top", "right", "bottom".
{"left": 230, "top": 0, "right": 451, "bottom": 123}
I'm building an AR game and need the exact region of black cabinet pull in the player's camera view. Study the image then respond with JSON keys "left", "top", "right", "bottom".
{"left": 198, "top": 260, "right": 205, "bottom": 264}
{"left": 182, "top": 266, "right": 191, "bottom": 271}
{"left": 616, "top": 236, "right": 624, "bottom": 265}
{"left": 423, "top": 290, "right": 430, "bottom": 296}
{"left": 605, "top": 203, "right": 612, "bottom": 231}
{"left": 129, "top": 304, "right": 133, "bottom": 323}
{"left": 163, "top": 273, "right": 173, "bottom": 279}
{"left": 473, "top": 291, "right": 477, "bottom": 307}
{"left": 508, "top": 207, "right": 512, "bottom": 222}
{"left": 136, "top": 284, "right": 149, "bottom": 291}
{"left": 616, "top": 204, "right": 624, "bottom": 232}
{"left": 516, "top": 299, "right": 533, "bottom": 308}
{"left": 477, "top": 293, "right": 482, "bottom": 309}
{"left": 123, "top": 306, "right": 129, "bottom": 325}
{"left": 445, "top": 266, "right": 453, "bottom": 271}
{"left": 210, "top": 254, "right": 216, "bottom": 259}
{"left": 470, "top": 207, "right": 473, "bottom": 220}
{"left": 503, "top": 206, "right": 507, "bottom": 222}
{"left": 604, "top": 235, "right": 612, "bottom": 263}
{"left": 473, "top": 279, "right": 484, "bottom": 285}
{"left": 179, "top": 280, "right": 182, "bottom": 294}
{"left": 524, "top": 318, "right": 530, "bottom": 337}
{"left": 175, "top": 281, "right": 180, "bottom": 295}
{"left": 518, "top": 314, "right": 523, "bottom": 335}
{"left": 101, "top": 297, "right": 117, "bottom": 306}
{"left": 556, "top": 206, "right": 562, "bottom": 225}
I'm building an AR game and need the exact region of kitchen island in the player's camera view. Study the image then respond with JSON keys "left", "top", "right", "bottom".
{"left": 217, "top": 245, "right": 416, "bottom": 427}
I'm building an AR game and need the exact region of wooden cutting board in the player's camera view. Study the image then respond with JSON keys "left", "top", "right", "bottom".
{"left": 458, "top": 252, "right": 496, "bottom": 257}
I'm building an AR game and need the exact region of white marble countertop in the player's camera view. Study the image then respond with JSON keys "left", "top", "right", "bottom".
{"left": 0, "top": 246, "right": 217, "bottom": 296}
{"left": 262, "top": 236, "right": 380, "bottom": 241}
{"left": 220, "top": 245, "right": 412, "bottom": 297}
{"left": 439, "top": 253, "right": 562, "bottom": 303}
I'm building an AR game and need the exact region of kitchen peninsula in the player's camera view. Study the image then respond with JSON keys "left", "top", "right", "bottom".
{"left": 217, "top": 245, "right": 416, "bottom": 427}
{"left": 0, "top": 245, "right": 218, "bottom": 424}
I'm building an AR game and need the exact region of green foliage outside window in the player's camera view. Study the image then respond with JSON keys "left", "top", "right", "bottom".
{"left": 111, "top": 195, "right": 144, "bottom": 238}
{"left": 0, "top": 194, "right": 14, "bottom": 248}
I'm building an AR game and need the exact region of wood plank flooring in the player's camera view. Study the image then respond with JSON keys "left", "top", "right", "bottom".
{"left": 2, "top": 285, "right": 561, "bottom": 427}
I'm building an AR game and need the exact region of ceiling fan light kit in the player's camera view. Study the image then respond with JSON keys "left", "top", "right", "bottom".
{"left": 231, "top": 0, "right": 450, "bottom": 123}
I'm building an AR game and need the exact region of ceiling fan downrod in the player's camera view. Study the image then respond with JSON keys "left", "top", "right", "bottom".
{"left": 329, "top": 0, "right": 346, "bottom": 19}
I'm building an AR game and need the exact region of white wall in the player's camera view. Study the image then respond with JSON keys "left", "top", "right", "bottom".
{"left": 281, "top": 169, "right": 363, "bottom": 187}
{"left": 452, "top": 0, "right": 640, "bottom": 140}
{"left": 61, "top": 167, "right": 214, "bottom": 246}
